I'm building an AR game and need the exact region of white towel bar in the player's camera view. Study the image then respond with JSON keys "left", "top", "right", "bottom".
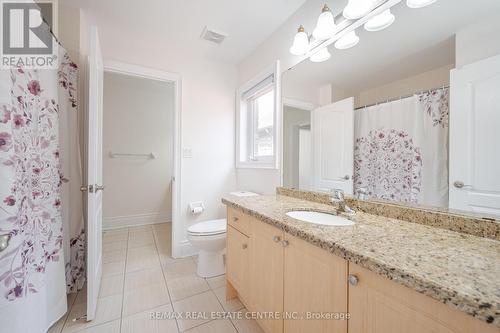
{"left": 109, "top": 151, "right": 157, "bottom": 159}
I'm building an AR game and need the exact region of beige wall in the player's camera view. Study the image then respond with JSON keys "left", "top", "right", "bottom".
{"left": 334, "top": 64, "right": 453, "bottom": 108}
{"left": 102, "top": 72, "right": 175, "bottom": 227}
{"left": 455, "top": 15, "right": 500, "bottom": 68}
{"left": 57, "top": 5, "right": 80, "bottom": 63}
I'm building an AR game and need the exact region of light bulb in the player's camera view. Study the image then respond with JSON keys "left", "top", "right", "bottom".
{"left": 289, "top": 25, "right": 310, "bottom": 55}
{"left": 364, "top": 9, "right": 395, "bottom": 32}
{"left": 407, "top": 0, "right": 437, "bottom": 8}
{"left": 335, "top": 31, "right": 360, "bottom": 49}
{"left": 309, "top": 47, "right": 331, "bottom": 63}
{"left": 313, "top": 5, "right": 336, "bottom": 40}
{"left": 343, "top": 0, "right": 373, "bottom": 20}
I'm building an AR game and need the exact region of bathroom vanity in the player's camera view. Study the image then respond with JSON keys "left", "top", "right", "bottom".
{"left": 222, "top": 189, "right": 500, "bottom": 333}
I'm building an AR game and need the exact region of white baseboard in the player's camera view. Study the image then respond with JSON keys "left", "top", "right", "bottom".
{"left": 103, "top": 212, "right": 171, "bottom": 230}
{"left": 178, "top": 239, "right": 197, "bottom": 258}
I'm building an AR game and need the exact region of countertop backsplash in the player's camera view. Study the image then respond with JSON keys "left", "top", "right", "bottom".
{"left": 276, "top": 187, "right": 500, "bottom": 240}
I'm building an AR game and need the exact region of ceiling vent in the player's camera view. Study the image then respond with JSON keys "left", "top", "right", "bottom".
{"left": 200, "top": 26, "right": 227, "bottom": 45}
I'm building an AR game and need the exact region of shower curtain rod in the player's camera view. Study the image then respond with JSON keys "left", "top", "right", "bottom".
{"left": 354, "top": 85, "right": 450, "bottom": 110}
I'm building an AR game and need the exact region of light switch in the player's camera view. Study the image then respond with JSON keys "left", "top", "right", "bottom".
{"left": 183, "top": 147, "right": 193, "bottom": 158}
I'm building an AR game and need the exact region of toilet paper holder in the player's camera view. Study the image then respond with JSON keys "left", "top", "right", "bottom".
{"left": 189, "top": 201, "right": 205, "bottom": 215}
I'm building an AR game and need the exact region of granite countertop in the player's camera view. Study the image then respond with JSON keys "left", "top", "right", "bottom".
{"left": 222, "top": 194, "right": 500, "bottom": 327}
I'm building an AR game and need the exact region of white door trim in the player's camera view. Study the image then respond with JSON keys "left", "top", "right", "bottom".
{"left": 283, "top": 98, "right": 316, "bottom": 111}
{"left": 103, "top": 60, "right": 183, "bottom": 258}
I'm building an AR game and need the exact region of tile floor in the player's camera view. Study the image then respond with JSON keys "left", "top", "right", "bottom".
{"left": 49, "top": 223, "right": 264, "bottom": 333}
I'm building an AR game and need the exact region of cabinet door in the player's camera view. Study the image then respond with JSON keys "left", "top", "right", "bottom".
{"left": 226, "top": 226, "right": 250, "bottom": 301}
{"left": 348, "top": 263, "right": 498, "bottom": 333}
{"left": 283, "top": 235, "right": 348, "bottom": 333}
{"left": 249, "top": 219, "right": 284, "bottom": 333}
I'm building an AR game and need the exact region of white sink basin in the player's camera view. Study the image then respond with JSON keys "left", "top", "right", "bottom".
{"left": 286, "top": 211, "right": 355, "bottom": 226}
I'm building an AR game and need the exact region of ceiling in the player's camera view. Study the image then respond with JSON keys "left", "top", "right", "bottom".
{"left": 284, "top": 0, "right": 500, "bottom": 92}
{"left": 62, "top": 0, "right": 307, "bottom": 64}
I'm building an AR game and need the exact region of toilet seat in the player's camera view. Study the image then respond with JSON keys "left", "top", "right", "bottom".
{"left": 188, "top": 219, "right": 226, "bottom": 237}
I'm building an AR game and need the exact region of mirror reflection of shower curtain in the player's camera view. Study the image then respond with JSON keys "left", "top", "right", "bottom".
{"left": 0, "top": 47, "right": 85, "bottom": 332}
{"left": 353, "top": 88, "right": 449, "bottom": 207}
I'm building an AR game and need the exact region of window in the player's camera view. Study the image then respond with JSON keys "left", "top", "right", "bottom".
{"left": 236, "top": 61, "right": 280, "bottom": 168}
{"left": 250, "top": 88, "right": 274, "bottom": 159}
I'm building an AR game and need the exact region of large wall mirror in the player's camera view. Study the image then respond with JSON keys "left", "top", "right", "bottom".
{"left": 281, "top": 0, "right": 500, "bottom": 216}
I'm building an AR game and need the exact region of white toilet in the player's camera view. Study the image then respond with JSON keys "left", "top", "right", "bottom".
{"left": 188, "top": 191, "right": 259, "bottom": 278}
{"left": 187, "top": 219, "right": 227, "bottom": 278}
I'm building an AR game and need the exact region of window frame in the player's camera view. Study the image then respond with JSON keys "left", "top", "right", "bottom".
{"left": 236, "top": 61, "right": 281, "bottom": 169}
{"left": 248, "top": 86, "right": 274, "bottom": 163}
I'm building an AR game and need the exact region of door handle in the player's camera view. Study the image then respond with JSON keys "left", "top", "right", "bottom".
{"left": 453, "top": 181, "right": 472, "bottom": 189}
{"left": 336, "top": 175, "right": 350, "bottom": 181}
{"left": 95, "top": 184, "right": 105, "bottom": 192}
{"left": 81, "top": 185, "right": 94, "bottom": 193}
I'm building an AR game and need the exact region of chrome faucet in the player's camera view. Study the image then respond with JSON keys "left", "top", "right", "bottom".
{"left": 356, "top": 187, "right": 368, "bottom": 201}
{"left": 330, "top": 189, "right": 355, "bottom": 214}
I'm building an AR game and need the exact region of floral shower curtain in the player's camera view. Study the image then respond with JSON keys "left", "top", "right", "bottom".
{"left": 0, "top": 46, "right": 84, "bottom": 332}
{"left": 353, "top": 88, "right": 449, "bottom": 207}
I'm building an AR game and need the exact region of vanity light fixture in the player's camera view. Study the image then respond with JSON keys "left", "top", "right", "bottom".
{"left": 364, "top": 9, "right": 395, "bottom": 31}
{"left": 313, "top": 4, "right": 337, "bottom": 40}
{"left": 309, "top": 47, "right": 331, "bottom": 62}
{"left": 334, "top": 31, "right": 360, "bottom": 49}
{"left": 343, "top": 0, "right": 373, "bottom": 20}
{"left": 289, "top": 25, "right": 310, "bottom": 55}
{"left": 407, "top": 0, "right": 437, "bottom": 8}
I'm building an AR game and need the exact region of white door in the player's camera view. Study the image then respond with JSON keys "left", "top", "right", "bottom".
{"left": 449, "top": 54, "right": 500, "bottom": 216}
{"left": 86, "top": 26, "right": 104, "bottom": 320}
{"left": 311, "top": 97, "right": 354, "bottom": 194}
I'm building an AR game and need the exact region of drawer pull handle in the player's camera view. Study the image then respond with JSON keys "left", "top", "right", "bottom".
{"left": 348, "top": 274, "right": 359, "bottom": 286}
{"left": 273, "top": 236, "right": 281, "bottom": 243}
{"left": 281, "top": 240, "right": 289, "bottom": 247}
{"left": 242, "top": 244, "right": 248, "bottom": 249}
{"left": 233, "top": 217, "right": 239, "bottom": 222}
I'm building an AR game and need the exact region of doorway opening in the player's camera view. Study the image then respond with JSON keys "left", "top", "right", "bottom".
{"left": 282, "top": 101, "right": 313, "bottom": 190}
{"left": 102, "top": 61, "right": 182, "bottom": 257}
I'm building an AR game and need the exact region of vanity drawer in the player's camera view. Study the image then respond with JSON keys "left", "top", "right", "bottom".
{"left": 227, "top": 207, "right": 250, "bottom": 236}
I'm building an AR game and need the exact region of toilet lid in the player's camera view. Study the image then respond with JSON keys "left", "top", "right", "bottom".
{"left": 188, "top": 219, "right": 227, "bottom": 236}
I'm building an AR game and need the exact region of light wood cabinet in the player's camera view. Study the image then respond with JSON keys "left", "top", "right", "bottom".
{"left": 283, "top": 234, "right": 348, "bottom": 333}
{"left": 226, "top": 207, "right": 497, "bottom": 333}
{"left": 227, "top": 208, "right": 349, "bottom": 333}
{"left": 227, "top": 206, "right": 250, "bottom": 236}
{"left": 348, "top": 263, "right": 499, "bottom": 333}
{"left": 226, "top": 225, "right": 250, "bottom": 302}
{"left": 249, "top": 217, "right": 284, "bottom": 333}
